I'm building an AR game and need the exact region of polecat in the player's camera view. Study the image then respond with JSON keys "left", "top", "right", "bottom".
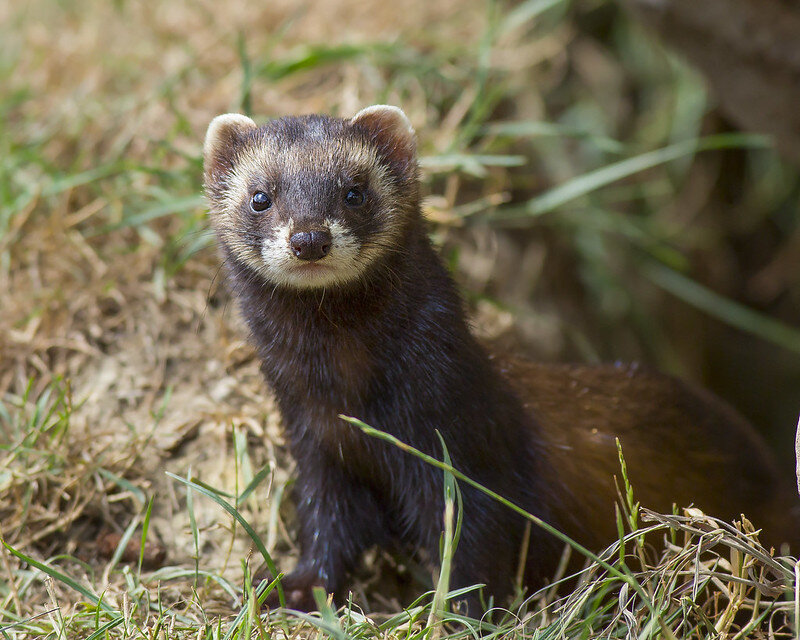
{"left": 203, "top": 105, "right": 797, "bottom": 612}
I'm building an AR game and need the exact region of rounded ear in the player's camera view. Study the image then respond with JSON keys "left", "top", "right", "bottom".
{"left": 203, "top": 113, "right": 257, "bottom": 179}
{"left": 350, "top": 105, "right": 416, "bottom": 171}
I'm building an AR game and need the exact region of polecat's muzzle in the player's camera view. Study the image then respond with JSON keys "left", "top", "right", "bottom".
{"left": 290, "top": 230, "right": 332, "bottom": 261}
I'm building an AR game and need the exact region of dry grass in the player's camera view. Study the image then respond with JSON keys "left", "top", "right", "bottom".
{"left": 2, "top": 0, "right": 800, "bottom": 637}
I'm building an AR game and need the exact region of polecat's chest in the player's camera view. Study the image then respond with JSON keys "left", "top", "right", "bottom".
{"left": 256, "top": 311, "right": 379, "bottom": 407}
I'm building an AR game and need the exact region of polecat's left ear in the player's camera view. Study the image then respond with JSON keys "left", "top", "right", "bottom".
{"left": 351, "top": 105, "right": 416, "bottom": 172}
{"left": 203, "top": 113, "right": 257, "bottom": 180}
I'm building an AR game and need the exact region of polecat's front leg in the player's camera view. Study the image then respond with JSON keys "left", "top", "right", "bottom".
{"left": 264, "top": 451, "right": 387, "bottom": 610}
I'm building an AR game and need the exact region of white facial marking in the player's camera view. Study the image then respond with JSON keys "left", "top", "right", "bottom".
{"left": 258, "top": 219, "right": 364, "bottom": 289}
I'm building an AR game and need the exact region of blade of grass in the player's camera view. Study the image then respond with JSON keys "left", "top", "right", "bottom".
{"left": 1, "top": 541, "right": 116, "bottom": 613}
{"left": 185, "top": 467, "right": 200, "bottom": 586}
{"left": 500, "top": 0, "right": 568, "bottom": 34}
{"left": 237, "top": 464, "right": 271, "bottom": 505}
{"left": 147, "top": 567, "right": 239, "bottom": 602}
{"left": 84, "top": 616, "right": 124, "bottom": 640}
{"left": 166, "top": 472, "right": 285, "bottom": 608}
{"left": 137, "top": 495, "right": 155, "bottom": 580}
{"left": 427, "top": 435, "right": 463, "bottom": 632}
{"left": 257, "top": 42, "right": 399, "bottom": 81}
{"left": 484, "top": 120, "right": 624, "bottom": 153}
{"left": 491, "top": 133, "right": 771, "bottom": 222}
{"left": 104, "top": 515, "right": 141, "bottom": 580}
{"left": 420, "top": 153, "right": 527, "bottom": 178}
{"left": 289, "top": 605, "right": 347, "bottom": 640}
{"left": 96, "top": 468, "right": 146, "bottom": 505}
{"left": 237, "top": 32, "right": 253, "bottom": 117}
{"left": 644, "top": 261, "right": 800, "bottom": 356}
{"left": 95, "top": 195, "right": 205, "bottom": 235}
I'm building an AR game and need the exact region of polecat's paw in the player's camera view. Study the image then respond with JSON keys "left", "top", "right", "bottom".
{"left": 260, "top": 569, "right": 326, "bottom": 612}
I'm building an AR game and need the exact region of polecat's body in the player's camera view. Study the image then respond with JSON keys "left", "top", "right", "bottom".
{"left": 204, "top": 106, "right": 797, "bottom": 611}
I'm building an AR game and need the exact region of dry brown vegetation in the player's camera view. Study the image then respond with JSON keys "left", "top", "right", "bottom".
{"left": 2, "top": 0, "right": 800, "bottom": 637}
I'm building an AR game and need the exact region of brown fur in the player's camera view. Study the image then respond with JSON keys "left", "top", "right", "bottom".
{"left": 502, "top": 360, "right": 798, "bottom": 550}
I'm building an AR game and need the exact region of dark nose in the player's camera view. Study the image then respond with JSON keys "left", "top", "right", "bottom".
{"left": 290, "top": 230, "right": 332, "bottom": 261}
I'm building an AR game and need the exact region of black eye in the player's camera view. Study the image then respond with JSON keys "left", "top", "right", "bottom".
{"left": 251, "top": 191, "right": 272, "bottom": 212}
{"left": 344, "top": 187, "right": 365, "bottom": 208}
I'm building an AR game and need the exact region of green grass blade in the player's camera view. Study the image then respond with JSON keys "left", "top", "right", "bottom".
{"left": 428, "top": 435, "right": 461, "bottom": 627}
{"left": 237, "top": 31, "right": 253, "bottom": 116}
{"left": 644, "top": 261, "right": 800, "bottom": 356}
{"left": 500, "top": 0, "right": 568, "bottom": 34}
{"left": 100, "top": 195, "right": 205, "bottom": 234}
{"left": 147, "top": 567, "right": 239, "bottom": 601}
{"left": 138, "top": 495, "right": 155, "bottom": 579}
{"left": 1, "top": 541, "right": 116, "bottom": 613}
{"left": 494, "top": 133, "right": 771, "bottom": 221}
{"left": 42, "top": 162, "right": 128, "bottom": 197}
{"left": 106, "top": 515, "right": 141, "bottom": 577}
{"left": 237, "top": 463, "right": 271, "bottom": 504}
{"left": 288, "top": 609, "right": 347, "bottom": 640}
{"left": 484, "top": 120, "right": 624, "bottom": 153}
{"left": 257, "top": 43, "right": 397, "bottom": 81}
{"left": 84, "top": 616, "right": 124, "bottom": 640}
{"left": 185, "top": 467, "right": 201, "bottom": 585}
{"left": 420, "top": 153, "right": 527, "bottom": 178}
{"left": 166, "top": 472, "right": 285, "bottom": 607}
{"left": 96, "top": 468, "right": 147, "bottom": 504}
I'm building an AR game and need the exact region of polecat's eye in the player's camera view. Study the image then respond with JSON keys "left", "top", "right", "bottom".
{"left": 251, "top": 191, "right": 272, "bottom": 212}
{"left": 344, "top": 187, "right": 365, "bottom": 208}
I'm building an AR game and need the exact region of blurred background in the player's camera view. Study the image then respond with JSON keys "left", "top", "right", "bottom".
{"left": 2, "top": 0, "right": 799, "bottom": 619}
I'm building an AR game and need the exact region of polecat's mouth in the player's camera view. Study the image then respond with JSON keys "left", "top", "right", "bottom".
{"left": 281, "top": 260, "right": 339, "bottom": 286}
{"left": 290, "top": 261, "right": 333, "bottom": 272}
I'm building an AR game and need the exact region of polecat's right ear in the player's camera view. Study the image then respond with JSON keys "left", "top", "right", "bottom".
{"left": 203, "top": 114, "right": 257, "bottom": 180}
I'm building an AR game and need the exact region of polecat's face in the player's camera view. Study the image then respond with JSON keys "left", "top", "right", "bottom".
{"left": 203, "top": 106, "right": 418, "bottom": 289}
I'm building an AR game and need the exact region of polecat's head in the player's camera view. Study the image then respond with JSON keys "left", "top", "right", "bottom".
{"left": 203, "top": 105, "right": 418, "bottom": 289}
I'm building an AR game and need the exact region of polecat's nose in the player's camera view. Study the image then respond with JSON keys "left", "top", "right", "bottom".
{"left": 290, "top": 230, "right": 332, "bottom": 261}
